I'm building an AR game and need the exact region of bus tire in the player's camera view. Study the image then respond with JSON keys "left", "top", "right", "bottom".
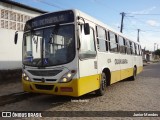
{"left": 95, "top": 72, "right": 107, "bottom": 96}
{"left": 130, "top": 67, "right": 137, "bottom": 81}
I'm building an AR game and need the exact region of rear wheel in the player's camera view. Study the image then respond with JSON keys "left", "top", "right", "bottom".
{"left": 95, "top": 72, "right": 107, "bottom": 96}
{"left": 130, "top": 67, "right": 137, "bottom": 81}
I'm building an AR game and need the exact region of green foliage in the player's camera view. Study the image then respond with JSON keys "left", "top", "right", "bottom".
{"left": 155, "top": 49, "right": 160, "bottom": 56}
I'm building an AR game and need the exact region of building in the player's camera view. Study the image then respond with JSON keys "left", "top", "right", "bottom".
{"left": 142, "top": 49, "right": 153, "bottom": 62}
{"left": 0, "top": 0, "right": 46, "bottom": 70}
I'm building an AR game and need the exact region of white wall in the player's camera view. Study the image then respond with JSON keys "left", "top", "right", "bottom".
{"left": 0, "top": 2, "right": 43, "bottom": 70}
{"left": 0, "top": 29, "right": 23, "bottom": 69}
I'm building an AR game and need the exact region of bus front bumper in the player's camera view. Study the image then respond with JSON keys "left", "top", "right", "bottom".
{"left": 22, "top": 78, "right": 79, "bottom": 97}
{"left": 22, "top": 74, "right": 100, "bottom": 97}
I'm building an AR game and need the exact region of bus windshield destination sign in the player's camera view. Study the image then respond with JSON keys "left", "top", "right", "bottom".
{"left": 24, "top": 10, "right": 74, "bottom": 31}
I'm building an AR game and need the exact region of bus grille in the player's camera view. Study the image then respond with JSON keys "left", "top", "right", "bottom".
{"left": 35, "top": 84, "right": 54, "bottom": 90}
{"left": 33, "top": 78, "right": 57, "bottom": 82}
{"left": 28, "top": 70, "right": 62, "bottom": 76}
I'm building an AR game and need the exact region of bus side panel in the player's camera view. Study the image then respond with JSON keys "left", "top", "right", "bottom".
{"left": 110, "top": 70, "right": 121, "bottom": 84}
{"left": 120, "top": 68, "right": 133, "bottom": 80}
{"left": 137, "top": 66, "right": 143, "bottom": 74}
{"left": 79, "top": 58, "right": 99, "bottom": 92}
{"left": 97, "top": 52, "right": 121, "bottom": 84}
{"left": 78, "top": 21, "right": 99, "bottom": 95}
{"left": 78, "top": 24, "right": 99, "bottom": 94}
{"left": 120, "top": 55, "right": 133, "bottom": 80}
{"left": 77, "top": 74, "right": 100, "bottom": 96}
{"left": 137, "top": 56, "right": 143, "bottom": 74}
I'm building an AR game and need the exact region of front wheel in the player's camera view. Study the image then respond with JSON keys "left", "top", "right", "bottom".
{"left": 95, "top": 72, "right": 107, "bottom": 96}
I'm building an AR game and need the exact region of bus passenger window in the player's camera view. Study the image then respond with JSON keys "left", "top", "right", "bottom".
{"left": 79, "top": 25, "right": 96, "bottom": 59}
{"left": 134, "top": 43, "right": 137, "bottom": 55}
{"left": 129, "top": 41, "right": 133, "bottom": 54}
{"left": 139, "top": 45, "right": 142, "bottom": 55}
{"left": 131, "top": 42, "right": 135, "bottom": 55}
{"left": 119, "top": 36, "right": 126, "bottom": 54}
{"left": 109, "top": 31, "right": 118, "bottom": 52}
{"left": 96, "top": 26, "right": 108, "bottom": 52}
{"left": 137, "top": 44, "right": 140, "bottom": 56}
{"left": 126, "top": 39, "right": 131, "bottom": 54}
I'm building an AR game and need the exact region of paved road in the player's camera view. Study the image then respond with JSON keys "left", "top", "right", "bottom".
{"left": 0, "top": 62, "right": 160, "bottom": 119}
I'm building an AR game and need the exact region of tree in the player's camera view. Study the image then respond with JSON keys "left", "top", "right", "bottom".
{"left": 155, "top": 49, "right": 160, "bottom": 56}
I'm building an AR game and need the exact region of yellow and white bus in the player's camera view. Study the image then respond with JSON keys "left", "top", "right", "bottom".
{"left": 15, "top": 9, "right": 143, "bottom": 97}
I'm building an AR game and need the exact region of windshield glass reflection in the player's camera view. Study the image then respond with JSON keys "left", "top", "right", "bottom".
{"left": 23, "top": 25, "right": 75, "bottom": 67}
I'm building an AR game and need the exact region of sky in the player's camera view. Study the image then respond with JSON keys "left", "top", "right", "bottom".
{"left": 13, "top": 0, "right": 160, "bottom": 51}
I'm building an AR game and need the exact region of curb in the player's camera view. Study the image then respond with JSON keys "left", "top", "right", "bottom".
{"left": 0, "top": 69, "right": 21, "bottom": 84}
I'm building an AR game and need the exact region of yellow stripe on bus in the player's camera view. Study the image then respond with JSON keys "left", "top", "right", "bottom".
{"left": 22, "top": 74, "right": 100, "bottom": 97}
{"left": 22, "top": 66, "right": 143, "bottom": 97}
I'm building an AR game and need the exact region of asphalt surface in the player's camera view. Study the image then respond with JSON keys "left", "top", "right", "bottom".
{"left": 0, "top": 62, "right": 160, "bottom": 120}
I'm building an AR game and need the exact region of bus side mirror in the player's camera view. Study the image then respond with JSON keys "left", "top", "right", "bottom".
{"left": 84, "top": 23, "right": 90, "bottom": 35}
{"left": 14, "top": 31, "right": 18, "bottom": 44}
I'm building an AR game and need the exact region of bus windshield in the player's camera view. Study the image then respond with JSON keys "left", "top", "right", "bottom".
{"left": 23, "top": 24, "right": 75, "bottom": 67}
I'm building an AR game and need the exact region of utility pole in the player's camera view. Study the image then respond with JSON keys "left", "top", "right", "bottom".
{"left": 154, "top": 43, "right": 156, "bottom": 51}
{"left": 120, "top": 12, "right": 125, "bottom": 33}
{"left": 137, "top": 29, "right": 140, "bottom": 42}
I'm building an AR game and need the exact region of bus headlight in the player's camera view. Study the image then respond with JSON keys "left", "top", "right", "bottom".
{"left": 22, "top": 72, "right": 30, "bottom": 81}
{"left": 59, "top": 70, "right": 76, "bottom": 83}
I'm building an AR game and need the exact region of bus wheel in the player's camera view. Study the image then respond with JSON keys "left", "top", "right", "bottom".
{"left": 95, "top": 72, "right": 107, "bottom": 96}
{"left": 131, "top": 67, "right": 137, "bottom": 81}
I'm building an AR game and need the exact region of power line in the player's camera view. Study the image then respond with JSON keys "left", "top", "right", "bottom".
{"left": 124, "top": 17, "right": 160, "bottom": 32}
{"left": 93, "top": 0, "right": 119, "bottom": 14}
{"left": 124, "top": 27, "right": 160, "bottom": 33}
{"left": 132, "top": 17, "right": 160, "bottom": 27}
{"left": 126, "top": 13, "right": 160, "bottom": 16}
{"left": 125, "top": 17, "right": 139, "bottom": 30}
{"left": 143, "top": 30, "right": 160, "bottom": 32}
{"left": 126, "top": 15, "right": 160, "bottom": 31}
{"left": 35, "top": 0, "right": 64, "bottom": 10}
{"left": 123, "top": 13, "right": 160, "bottom": 29}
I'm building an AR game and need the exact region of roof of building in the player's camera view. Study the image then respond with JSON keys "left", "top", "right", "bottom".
{"left": 1, "top": 0, "right": 47, "bottom": 13}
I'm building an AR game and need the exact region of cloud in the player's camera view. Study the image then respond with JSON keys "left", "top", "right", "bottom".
{"left": 146, "top": 20, "right": 160, "bottom": 27}
{"left": 131, "top": 6, "right": 156, "bottom": 14}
